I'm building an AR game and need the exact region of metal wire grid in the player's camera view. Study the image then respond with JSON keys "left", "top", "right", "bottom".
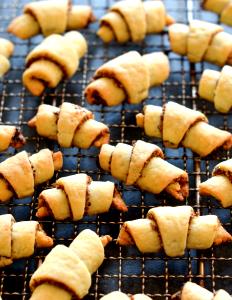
{"left": 0, "top": 0, "right": 231, "bottom": 299}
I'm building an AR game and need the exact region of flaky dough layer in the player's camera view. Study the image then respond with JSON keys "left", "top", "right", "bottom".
{"left": 203, "top": 0, "right": 232, "bottom": 27}
{"left": 136, "top": 102, "right": 232, "bottom": 156}
{"left": 8, "top": 0, "right": 95, "bottom": 39}
{"left": 85, "top": 51, "right": 169, "bottom": 106}
{"left": 36, "top": 173, "right": 127, "bottom": 220}
{"left": 30, "top": 229, "right": 111, "bottom": 300}
{"left": 23, "top": 31, "right": 87, "bottom": 96}
{"left": 199, "top": 66, "right": 232, "bottom": 113}
{"left": 169, "top": 20, "right": 232, "bottom": 66}
{"left": 0, "top": 149, "right": 63, "bottom": 202}
{"left": 117, "top": 206, "right": 232, "bottom": 256}
{"left": 97, "top": 0, "right": 174, "bottom": 43}
{"left": 173, "top": 281, "right": 232, "bottom": 300}
{"left": 200, "top": 158, "right": 232, "bottom": 208}
{"left": 0, "top": 214, "right": 53, "bottom": 267}
{"left": 28, "top": 102, "right": 110, "bottom": 149}
{"left": 99, "top": 140, "right": 189, "bottom": 201}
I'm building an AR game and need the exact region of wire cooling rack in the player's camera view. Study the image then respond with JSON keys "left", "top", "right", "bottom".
{"left": 0, "top": 0, "right": 231, "bottom": 299}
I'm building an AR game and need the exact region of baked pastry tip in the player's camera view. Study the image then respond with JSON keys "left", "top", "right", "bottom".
{"left": 199, "top": 158, "right": 232, "bottom": 208}
{"left": 0, "top": 214, "right": 53, "bottom": 267}
{"left": 100, "top": 291, "right": 152, "bottom": 300}
{"left": 169, "top": 20, "right": 232, "bottom": 66}
{"left": 23, "top": 31, "right": 87, "bottom": 96}
{"left": 97, "top": 0, "right": 174, "bottom": 43}
{"left": 85, "top": 51, "right": 170, "bottom": 106}
{"left": 0, "top": 148, "right": 63, "bottom": 202}
{"left": 99, "top": 140, "right": 189, "bottom": 201}
{"left": 7, "top": 0, "right": 95, "bottom": 39}
{"left": 36, "top": 173, "right": 127, "bottom": 220}
{"left": 29, "top": 229, "right": 111, "bottom": 300}
{"left": 0, "top": 38, "right": 14, "bottom": 77}
{"left": 28, "top": 102, "right": 110, "bottom": 149}
{"left": 136, "top": 102, "right": 232, "bottom": 156}
{"left": 203, "top": 0, "right": 232, "bottom": 27}
{"left": 171, "top": 281, "right": 232, "bottom": 299}
{"left": 0, "top": 125, "right": 25, "bottom": 151}
{"left": 198, "top": 65, "right": 232, "bottom": 113}
{"left": 117, "top": 205, "right": 232, "bottom": 256}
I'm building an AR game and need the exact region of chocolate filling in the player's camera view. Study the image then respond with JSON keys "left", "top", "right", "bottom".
{"left": 10, "top": 128, "right": 26, "bottom": 149}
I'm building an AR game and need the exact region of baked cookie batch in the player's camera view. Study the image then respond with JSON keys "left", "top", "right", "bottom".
{"left": 0, "top": 0, "right": 232, "bottom": 299}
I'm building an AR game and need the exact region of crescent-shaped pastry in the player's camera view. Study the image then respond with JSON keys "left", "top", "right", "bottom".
{"left": 203, "top": 0, "right": 232, "bottom": 27}
{"left": 7, "top": 0, "right": 95, "bottom": 39}
{"left": 0, "top": 125, "right": 25, "bottom": 151}
{"left": 198, "top": 65, "right": 232, "bottom": 113}
{"left": 28, "top": 102, "right": 110, "bottom": 149}
{"left": 169, "top": 20, "right": 232, "bottom": 66}
{"left": 85, "top": 51, "right": 170, "bottom": 106}
{"left": 117, "top": 206, "right": 232, "bottom": 256}
{"left": 0, "top": 38, "right": 14, "bottom": 77}
{"left": 36, "top": 173, "right": 127, "bottom": 220}
{"left": 0, "top": 214, "right": 53, "bottom": 267}
{"left": 100, "top": 292, "right": 152, "bottom": 300}
{"left": 29, "top": 229, "right": 112, "bottom": 300}
{"left": 23, "top": 31, "right": 87, "bottom": 96}
{"left": 97, "top": 0, "right": 174, "bottom": 43}
{"left": 0, "top": 148, "right": 63, "bottom": 202}
{"left": 99, "top": 140, "right": 189, "bottom": 201}
{"left": 199, "top": 159, "right": 232, "bottom": 208}
{"left": 172, "top": 281, "right": 232, "bottom": 300}
{"left": 136, "top": 102, "right": 232, "bottom": 156}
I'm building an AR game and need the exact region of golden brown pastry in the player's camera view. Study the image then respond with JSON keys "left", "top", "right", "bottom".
{"left": 0, "top": 214, "right": 53, "bottom": 267}
{"left": 199, "top": 159, "right": 232, "bottom": 208}
{"left": 0, "top": 38, "right": 14, "bottom": 77}
{"left": 136, "top": 102, "right": 232, "bottom": 156}
{"left": 29, "top": 229, "right": 112, "bottom": 300}
{"left": 36, "top": 173, "right": 127, "bottom": 220}
{"left": 203, "top": 0, "right": 232, "bottom": 27}
{"left": 0, "top": 148, "right": 63, "bottom": 202}
{"left": 0, "top": 125, "right": 25, "bottom": 151}
{"left": 28, "top": 102, "right": 110, "bottom": 149}
{"left": 117, "top": 206, "right": 232, "bottom": 256}
{"left": 172, "top": 281, "right": 232, "bottom": 300}
{"left": 99, "top": 140, "right": 189, "bottom": 201}
{"left": 198, "top": 66, "right": 232, "bottom": 113}
{"left": 169, "top": 20, "right": 232, "bottom": 66}
{"left": 23, "top": 31, "right": 87, "bottom": 96}
{"left": 7, "top": 0, "right": 95, "bottom": 39}
{"left": 85, "top": 51, "right": 170, "bottom": 106}
{"left": 97, "top": 0, "right": 174, "bottom": 43}
{"left": 100, "top": 292, "right": 152, "bottom": 300}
